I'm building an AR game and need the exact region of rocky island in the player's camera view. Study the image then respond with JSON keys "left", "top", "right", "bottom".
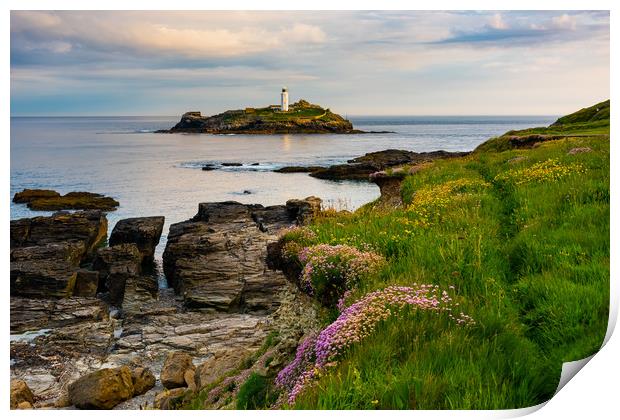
{"left": 159, "top": 100, "right": 362, "bottom": 134}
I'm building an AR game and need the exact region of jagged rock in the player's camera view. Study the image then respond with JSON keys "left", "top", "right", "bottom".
{"left": 121, "top": 276, "right": 159, "bottom": 316}
{"left": 163, "top": 202, "right": 293, "bottom": 311}
{"left": 68, "top": 366, "right": 134, "bottom": 409}
{"left": 13, "top": 189, "right": 61, "bottom": 203}
{"left": 10, "top": 211, "right": 107, "bottom": 258}
{"left": 131, "top": 367, "right": 156, "bottom": 396}
{"left": 10, "top": 379, "right": 34, "bottom": 409}
{"left": 160, "top": 352, "right": 195, "bottom": 389}
{"left": 93, "top": 244, "right": 142, "bottom": 306}
{"left": 73, "top": 270, "right": 100, "bottom": 297}
{"left": 10, "top": 241, "right": 87, "bottom": 298}
{"left": 109, "top": 217, "right": 165, "bottom": 263}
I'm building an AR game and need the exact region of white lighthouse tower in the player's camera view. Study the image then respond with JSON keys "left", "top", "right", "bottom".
{"left": 280, "top": 87, "right": 289, "bottom": 112}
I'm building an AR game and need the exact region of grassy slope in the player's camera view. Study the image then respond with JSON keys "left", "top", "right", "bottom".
{"left": 474, "top": 100, "right": 610, "bottom": 153}
{"left": 288, "top": 107, "right": 610, "bottom": 409}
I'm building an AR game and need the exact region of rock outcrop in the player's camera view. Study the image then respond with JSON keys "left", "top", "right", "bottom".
{"left": 13, "top": 189, "right": 119, "bottom": 211}
{"left": 163, "top": 199, "right": 320, "bottom": 312}
{"left": 369, "top": 165, "right": 426, "bottom": 208}
{"left": 10, "top": 241, "right": 86, "bottom": 298}
{"left": 10, "top": 195, "right": 322, "bottom": 410}
{"left": 109, "top": 216, "right": 165, "bottom": 263}
{"left": 13, "top": 189, "right": 61, "bottom": 203}
{"left": 159, "top": 101, "right": 359, "bottom": 134}
{"left": 92, "top": 244, "right": 144, "bottom": 306}
{"left": 309, "top": 149, "right": 469, "bottom": 180}
{"left": 10, "top": 211, "right": 107, "bottom": 257}
{"left": 10, "top": 211, "right": 108, "bottom": 299}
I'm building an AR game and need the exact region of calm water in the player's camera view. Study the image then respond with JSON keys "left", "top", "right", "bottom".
{"left": 10, "top": 115, "right": 555, "bottom": 259}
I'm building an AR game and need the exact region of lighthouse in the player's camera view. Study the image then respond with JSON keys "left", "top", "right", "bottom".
{"left": 280, "top": 87, "right": 289, "bottom": 112}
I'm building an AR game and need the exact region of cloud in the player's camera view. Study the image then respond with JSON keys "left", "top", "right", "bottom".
{"left": 9, "top": 11, "right": 610, "bottom": 116}
{"left": 434, "top": 11, "right": 607, "bottom": 46}
{"left": 11, "top": 11, "right": 327, "bottom": 59}
{"left": 552, "top": 14, "right": 577, "bottom": 30}
{"left": 489, "top": 13, "right": 508, "bottom": 30}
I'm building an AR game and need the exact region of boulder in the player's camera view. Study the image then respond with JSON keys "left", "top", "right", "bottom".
{"left": 162, "top": 202, "right": 291, "bottom": 311}
{"left": 131, "top": 367, "right": 156, "bottom": 396}
{"left": 93, "top": 244, "right": 142, "bottom": 306}
{"left": 10, "top": 379, "right": 34, "bottom": 409}
{"left": 68, "top": 366, "right": 134, "bottom": 409}
{"left": 160, "top": 351, "right": 195, "bottom": 389}
{"left": 109, "top": 216, "right": 165, "bottom": 263}
{"left": 10, "top": 211, "right": 107, "bottom": 258}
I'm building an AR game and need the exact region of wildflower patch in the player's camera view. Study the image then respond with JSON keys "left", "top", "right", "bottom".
{"left": 494, "top": 158, "right": 586, "bottom": 185}
{"left": 276, "top": 285, "right": 474, "bottom": 405}
{"left": 298, "top": 244, "right": 385, "bottom": 305}
{"left": 406, "top": 178, "right": 490, "bottom": 227}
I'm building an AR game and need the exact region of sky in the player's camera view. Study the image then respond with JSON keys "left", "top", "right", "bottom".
{"left": 10, "top": 10, "right": 610, "bottom": 116}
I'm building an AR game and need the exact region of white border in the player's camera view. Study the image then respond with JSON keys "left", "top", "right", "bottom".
{"left": 2, "top": 1, "right": 616, "bottom": 419}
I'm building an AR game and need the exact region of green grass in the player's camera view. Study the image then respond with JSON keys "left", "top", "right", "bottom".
{"left": 473, "top": 100, "right": 609, "bottom": 153}
{"left": 286, "top": 127, "right": 609, "bottom": 409}
{"left": 236, "top": 373, "right": 279, "bottom": 409}
{"left": 552, "top": 99, "right": 609, "bottom": 125}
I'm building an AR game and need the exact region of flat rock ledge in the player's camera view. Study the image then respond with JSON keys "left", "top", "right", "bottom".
{"left": 13, "top": 189, "right": 120, "bottom": 211}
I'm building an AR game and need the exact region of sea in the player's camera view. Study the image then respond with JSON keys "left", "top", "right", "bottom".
{"left": 10, "top": 115, "right": 555, "bottom": 262}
